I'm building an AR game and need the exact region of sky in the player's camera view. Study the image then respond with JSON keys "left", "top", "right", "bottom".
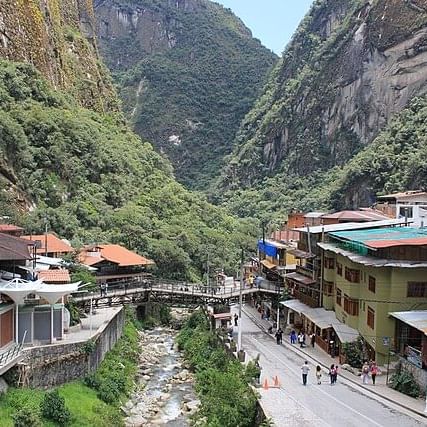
{"left": 213, "top": 0, "right": 314, "bottom": 55}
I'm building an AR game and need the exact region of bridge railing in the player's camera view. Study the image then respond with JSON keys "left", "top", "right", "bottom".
{"left": 71, "top": 276, "right": 282, "bottom": 301}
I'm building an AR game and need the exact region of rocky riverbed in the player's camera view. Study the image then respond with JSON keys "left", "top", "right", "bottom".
{"left": 123, "top": 323, "right": 199, "bottom": 427}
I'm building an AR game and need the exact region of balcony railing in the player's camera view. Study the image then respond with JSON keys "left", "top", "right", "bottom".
{"left": 294, "top": 289, "right": 320, "bottom": 308}
{"left": 296, "top": 265, "right": 315, "bottom": 278}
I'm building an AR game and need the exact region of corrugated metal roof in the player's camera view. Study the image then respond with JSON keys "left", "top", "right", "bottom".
{"left": 330, "top": 226, "right": 427, "bottom": 249}
{"left": 321, "top": 210, "right": 390, "bottom": 221}
{"left": 389, "top": 311, "right": 427, "bottom": 335}
{"left": 293, "top": 219, "right": 408, "bottom": 234}
{"left": 378, "top": 191, "right": 427, "bottom": 200}
{"left": 284, "top": 272, "right": 315, "bottom": 285}
{"left": 318, "top": 242, "right": 427, "bottom": 268}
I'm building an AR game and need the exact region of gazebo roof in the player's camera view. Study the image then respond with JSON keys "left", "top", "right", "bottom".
{"left": 0, "top": 278, "right": 43, "bottom": 304}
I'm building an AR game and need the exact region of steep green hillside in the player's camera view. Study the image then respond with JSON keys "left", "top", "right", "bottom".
{"left": 0, "top": 60, "right": 256, "bottom": 280}
{"left": 220, "top": 95, "right": 427, "bottom": 224}
{"left": 94, "top": 0, "right": 277, "bottom": 189}
{"left": 331, "top": 96, "right": 427, "bottom": 209}
{"left": 0, "top": 0, "right": 118, "bottom": 112}
{"left": 217, "top": 0, "right": 427, "bottom": 203}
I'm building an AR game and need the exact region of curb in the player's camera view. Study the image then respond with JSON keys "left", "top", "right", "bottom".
{"left": 242, "top": 306, "right": 427, "bottom": 420}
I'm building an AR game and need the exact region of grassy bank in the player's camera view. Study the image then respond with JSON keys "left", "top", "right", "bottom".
{"left": 176, "top": 311, "right": 258, "bottom": 427}
{"left": 0, "top": 309, "right": 140, "bottom": 426}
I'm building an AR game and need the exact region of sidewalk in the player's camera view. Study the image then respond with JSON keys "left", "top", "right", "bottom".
{"left": 241, "top": 304, "right": 426, "bottom": 418}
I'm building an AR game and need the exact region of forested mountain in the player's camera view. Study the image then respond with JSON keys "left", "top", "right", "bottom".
{"left": 94, "top": 0, "right": 277, "bottom": 189}
{"left": 217, "top": 0, "right": 427, "bottom": 220}
{"left": 0, "top": 0, "right": 256, "bottom": 280}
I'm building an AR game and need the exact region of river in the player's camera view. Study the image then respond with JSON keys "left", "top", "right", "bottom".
{"left": 123, "top": 325, "right": 199, "bottom": 427}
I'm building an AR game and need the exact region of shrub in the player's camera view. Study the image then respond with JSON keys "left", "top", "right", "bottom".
{"left": 83, "top": 373, "right": 100, "bottom": 389}
{"left": 12, "top": 407, "right": 41, "bottom": 427}
{"left": 341, "top": 336, "right": 365, "bottom": 368}
{"left": 390, "top": 368, "right": 421, "bottom": 398}
{"left": 81, "top": 339, "right": 96, "bottom": 355}
{"left": 97, "top": 380, "right": 120, "bottom": 404}
{"left": 40, "top": 390, "right": 71, "bottom": 425}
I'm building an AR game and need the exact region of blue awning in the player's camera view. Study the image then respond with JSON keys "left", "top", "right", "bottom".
{"left": 258, "top": 240, "right": 278, "bottom": 257}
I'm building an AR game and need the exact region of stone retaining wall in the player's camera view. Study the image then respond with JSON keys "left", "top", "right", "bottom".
{"left": 400, "top": 359, "right": 427, "bottom": 392}
{"left": 12, "top": 307, "right": 125, "bottom": 388}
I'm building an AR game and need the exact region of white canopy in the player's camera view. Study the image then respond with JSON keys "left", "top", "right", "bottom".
{"left": 37, "top": 282, "right": 81, "bottom": 304}
{"left": 0, "top": 278, "right": 44, "bottom": 304}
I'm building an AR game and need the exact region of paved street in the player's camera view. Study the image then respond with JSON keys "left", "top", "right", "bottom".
{"left": 233, "top": 306, "right": 426, "bottom": 427}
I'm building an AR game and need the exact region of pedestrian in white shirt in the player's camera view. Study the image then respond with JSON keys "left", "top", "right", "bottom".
{"left": 301, "top": 361, "right": 310, "bottom": 385}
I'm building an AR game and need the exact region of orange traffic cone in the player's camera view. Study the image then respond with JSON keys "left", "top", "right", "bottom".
{"left": 263, "top": 378, "right": 269, "bottom": 390}
{"left": 273, "top": 375, "right": 280, "bottom": 387}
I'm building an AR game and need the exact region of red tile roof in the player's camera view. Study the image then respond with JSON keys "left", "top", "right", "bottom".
{"left": 38, "top": 269, "right": 71, "bottom": 283}
{"left": 79, "top": 244, "right": 154, "bottom": 267}
{"left": 22, "top": 234, "right": 74, "bottom": 254}
{"left": 0, "top": 224, "right": 23, "bottom": 232}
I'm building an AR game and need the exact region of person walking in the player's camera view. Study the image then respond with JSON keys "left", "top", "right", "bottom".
{"left": 301, "top": 361, "right": 310, "bottom": 385}
{"left": 315, "top": 365, "right": 322, "bottom": 384}
{"left": 370, "top": 361, "right": 378, "bottom": 385}
{"left": 278, "top": 328, "right": 283, "bottom": 344}
{"left": 234, "top": 313, "right": 239, "bottom": 326}
{"left": 290, "top": 330, "right": 297, "bottom": 344}
{"left": 298, "top": 332, "right": 304, "bottom": 348}
{"left": 310, "top": 332, "right": 316, "bottom": 348}
{"left": 329, "top": 364, "right": 336, "bottom": 385}
{"left": 361, "top": 361, "right": 370, "bottom": 384}
{"left": 275, "top": 329, "right": 281, "bottom": 345}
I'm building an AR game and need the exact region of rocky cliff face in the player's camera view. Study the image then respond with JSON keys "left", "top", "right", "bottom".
{"left": 219, "top": 0, "right": 427, "bottom": 190}
{"left": 0, "top": 0, "right": 118, "bottom": 111}
{"left": 94, "top": 0, "right": 277, "bottom": 189}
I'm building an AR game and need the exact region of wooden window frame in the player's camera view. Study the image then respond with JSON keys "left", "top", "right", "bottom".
{"left": 336, "top": 288, "right": 342, "bottom": 306}
{"left": 345, "top": 266, "right": 360, "bottom": 283}
{"left": 344, "top": 294, "right": 359, "bottom": 316}
{"left": 407, "top": 282, "right": 427, "bottom": 298}
{"left": 368, "top": 276, "right": 376, "bottom": 293}
{"left": 324, "top": 257, "right": 335, "bottom": 269}
{"left": 367, "top": 306, "right": 375, "bottom": 329}
{"left": 336, "top": 262, "right": 342, "bottom": 276}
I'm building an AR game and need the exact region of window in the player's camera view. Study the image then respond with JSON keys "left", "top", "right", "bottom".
{"left": 368, "top": 276, "right": 376, "bottom": 293}
{"left": 336, "top": 262, "right": 342, "bottom": 276}
{"left": 336, "top": 288, "right": 342, "bottom": 306}
{"left": 367, "top": 307, "right": 375, "bottom": 329}
{"left": 344, "top": 294, "right": 359, "bottom": 316}
{"left": 323, "top": 280, "right": 333, "bottom": 296}
{"left": 345, "top": 267, "right": 360, "bottom": 283}
{"left": 399, "top": 206, "right": 413, "bottom": 218}
{"left": 324, "top": 257, "right": 335, "bottom": 269}
{"left": 407, "top": 282, "right": 427, "bottom": 298}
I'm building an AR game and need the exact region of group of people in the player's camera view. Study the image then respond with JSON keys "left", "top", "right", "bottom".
{"left": 361, "top": 360, "right": 379, "bottom": 385}
{"left": 301, "top": 362, "right": 339, "bottom": 386}
{"left": 290, "top": 330, "right": 316, "bottom": 348}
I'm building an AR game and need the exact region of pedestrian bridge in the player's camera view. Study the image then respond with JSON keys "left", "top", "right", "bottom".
{"left": 71, "top": 278, "right": 281, "bottom": 308}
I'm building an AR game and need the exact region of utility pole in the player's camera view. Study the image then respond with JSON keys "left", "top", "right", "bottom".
{"left": 44, "top": 217, "right": 48, "bottom": 257}
{"left": 237, "top": 248, "right": 244, "bottom": 361}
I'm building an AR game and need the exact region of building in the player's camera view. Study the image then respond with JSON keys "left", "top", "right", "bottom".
{"left": 318, "top": 226, "right": 427, "bottom": 364}
{"left": 320, "top": 209, "right": 391, "bottom": 225}
{"left": 22, "top": 233, "right": 74, "bottom": 258}
{"left": 257, "top": 238, "right": 296, "bottom": 283}
{"left": 375, "top": 190, "right": 427, "bottom": 227}
{"left": 79, "top": 244, "right": 154, "bottom": 283}
{"left": 285, "top": 219, "right": 409, "bottom": 310}
{"left": 38, "top": 269, "right": 71, "bottom": 284}
{"left": 0, "top": 224, "right": 24, "bottom": 237}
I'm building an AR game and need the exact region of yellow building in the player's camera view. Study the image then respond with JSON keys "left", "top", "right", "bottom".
{"left": 319, "top": 226, "right": 427, "bottom": 364}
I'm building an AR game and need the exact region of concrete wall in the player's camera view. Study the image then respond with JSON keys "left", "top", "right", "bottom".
{"left": 14, "top": 307, "right": 125, "bottom": 388}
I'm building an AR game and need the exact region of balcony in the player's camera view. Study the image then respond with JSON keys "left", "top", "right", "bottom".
{"left": 296, "top": 265, "right": 315, "bottom": 278}
{"left": 294, "top": 289, "right": 320, "bottom": 308}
